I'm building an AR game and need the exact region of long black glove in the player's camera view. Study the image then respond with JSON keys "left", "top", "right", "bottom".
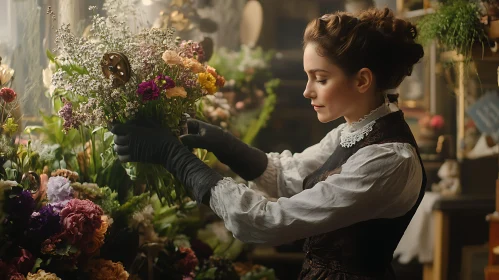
{"left": 179, "top": 119, "right": 268, "bottom": 181}
{"left": 111, "top": 123, "right": 222, "bottom": 205}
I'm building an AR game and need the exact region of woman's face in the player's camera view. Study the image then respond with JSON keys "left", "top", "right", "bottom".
{"left": 303, "top": 42, "right": 360, "bottom": 123}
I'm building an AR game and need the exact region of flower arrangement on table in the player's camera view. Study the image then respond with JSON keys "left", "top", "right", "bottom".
{"left": 46, "top": 6, "right": 225, "bottom": 205}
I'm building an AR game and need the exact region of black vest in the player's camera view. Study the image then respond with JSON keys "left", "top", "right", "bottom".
{"left": 299, "top": 110, "right": 427, "bottom": 280}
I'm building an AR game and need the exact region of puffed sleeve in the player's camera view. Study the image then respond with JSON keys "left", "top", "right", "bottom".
{"left": 209, "top": 143, "right": 423, "bottom": 246}
{"left": 248, "top": 124, "right": 344, "bottom": 199}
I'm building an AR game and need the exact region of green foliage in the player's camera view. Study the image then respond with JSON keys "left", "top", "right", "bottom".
{"left": 417, "top": 0, "right": 487, "bottom": 58}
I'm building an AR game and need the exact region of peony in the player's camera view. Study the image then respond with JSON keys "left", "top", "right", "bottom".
{"left": 0, "top": 87, "right": 16, "bottom": 103}
{"left": 27, "top": 269, "right": 61, "bottom": 280}
{"left": 137, "top": 80, "right": 160, "bottom": 101}
{"left": 165, "top": 86, "right": 187, "bottom": 99}
{"left": 46, "top": 176, "right": 73, "bottom": 204}
{"left": 162, "top": 50, "right": 183, "bottom": 65}
{"left": 86, "top": 259, "right": 129, "bottom": 280}
{"left": 59, "top": 199, "right": 103, "bottom": 246}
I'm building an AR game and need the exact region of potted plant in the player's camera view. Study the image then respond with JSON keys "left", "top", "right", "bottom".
{"left": 417, "top": 0, "right": 487, "bottom": 60}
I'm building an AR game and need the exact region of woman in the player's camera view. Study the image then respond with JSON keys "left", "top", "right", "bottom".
{"left": 112, "top": 8, "right": 426, "bottom": 279}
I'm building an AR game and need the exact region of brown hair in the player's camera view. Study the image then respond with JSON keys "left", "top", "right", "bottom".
{"left": 303, "top": 8, "right": 424, "bottom": 91}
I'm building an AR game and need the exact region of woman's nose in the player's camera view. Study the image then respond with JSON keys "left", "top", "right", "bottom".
{"left": 303, "top": 81, "right": 315, "bottom": 99}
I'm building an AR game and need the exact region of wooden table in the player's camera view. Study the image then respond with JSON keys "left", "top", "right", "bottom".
{"left": 423, "top": 195, "right": 495, "bottom": 280}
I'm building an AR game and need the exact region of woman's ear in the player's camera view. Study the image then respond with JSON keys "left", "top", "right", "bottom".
{"left": 355, "top": 68, "right": 373, "bottom": 93}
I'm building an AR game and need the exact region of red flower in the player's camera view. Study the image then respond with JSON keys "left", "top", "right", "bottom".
{"left": 59, "top": 199, "right": 103, "bottom": 247}
{"left": 0, "top": 87, "right": 16, "bottom": 103}
{"left": 430, "top": 115, "right": 445, "bottom": 130}
{"left": 176, "top": 247, "right": 198, "bottom": 275}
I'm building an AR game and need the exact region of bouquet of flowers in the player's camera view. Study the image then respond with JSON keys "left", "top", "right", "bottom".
{"left": 48, "top": 6, "right": 225, "bottom": 205}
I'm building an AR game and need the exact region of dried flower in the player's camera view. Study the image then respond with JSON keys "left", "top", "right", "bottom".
{"left": 0, "top": 64, "right": 14, "bottom": 86}
{"left": 155, "top": 75, "right": 175, "bottom": 90}
{"left": 47, "top": 176, "right": 73, "bottom": 204}
{"left": 165, "top": 86, "right": 187, "bottom": 99}
{"left": 59, "top": 199, "right": 103, "bottom": 246}
{"left": 137, "top": 80, "right": 160, "bottom": 101}
{"left": 27, "top": 269, "right": 61, "bottom": 280}
{"left": 162, "top": 50, "right": 183, "bottom": 65}
{"left": 86, "top": 259, "right": 129, "bottom": 280}
{"left": 0, "top": 87, "right": 17, "bottom": 103}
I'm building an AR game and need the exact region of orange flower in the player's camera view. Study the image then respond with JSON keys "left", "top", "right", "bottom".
{"left": 87, "top": 259, "right": 129, "bottom": 280}
{"left": 85, "top": 215, "right": 109, "bottom": 254}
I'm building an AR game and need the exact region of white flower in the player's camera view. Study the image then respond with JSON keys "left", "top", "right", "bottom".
{"left": 42, "top": 62, "right": 57, "bottom": 96}
{"left": 0, "top": 64, "right": 14, "bottom": 86}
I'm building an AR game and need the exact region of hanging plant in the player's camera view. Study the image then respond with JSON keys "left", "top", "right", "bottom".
{"left": 417, "top": 0, "right": 487, "bottom": 59}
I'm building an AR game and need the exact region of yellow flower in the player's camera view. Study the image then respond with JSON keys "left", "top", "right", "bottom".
{"left": 27, "top": 269, "right": 61, "bottom": 280}
{"left": 165, "top": 86, "right": 187, "bottom": 98}
{"left": 197, "top": 72, "right": 217, "bottom": 94}
{"left": 2, "top": 117, "right": 18, "bottom": 135}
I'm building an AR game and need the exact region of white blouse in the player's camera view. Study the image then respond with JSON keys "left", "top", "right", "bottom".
{"left": 209, "top": 104, "right": 423, "bottom": 246}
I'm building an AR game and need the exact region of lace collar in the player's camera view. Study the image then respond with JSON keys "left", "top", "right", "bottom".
{"left": 339, "top": 104, "right": 392, "bottom": 148}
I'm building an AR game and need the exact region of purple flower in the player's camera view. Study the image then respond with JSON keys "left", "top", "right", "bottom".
{"left": 137, "top": 80, "right": 160, "bottom": 101}
{"left": 47, "top": 176, "right": 73, "bottom": 205}
{"left": 8, "top": 190, "right": 35, "bottom": 219}
{"left": 58, "top": 99, "right": 81, "bottom": 131}
{"left": 155, "top": 75, "right": 175, "bottom": 90}
{"left": 28, "top": 204, "right": 61, "bottom": 239}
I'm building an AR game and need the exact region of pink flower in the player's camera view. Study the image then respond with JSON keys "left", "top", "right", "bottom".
{"left": 0, "top": 87, "right": 16, "bottom": 103}
{"left": 59, "top": 199, "right": 103, "bottom": 247}
{"left": 137, "top": 80, "right": 160, "bottom": 101}
{"left": 430, "top": 115, "right": 445, "bottom": 130}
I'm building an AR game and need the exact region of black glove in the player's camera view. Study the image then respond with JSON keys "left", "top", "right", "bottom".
{"left": 111, "top": 123, "right": 222, "bottom": 205}
{"left": 179, "top": 119, "right": 268, "bottom": 181}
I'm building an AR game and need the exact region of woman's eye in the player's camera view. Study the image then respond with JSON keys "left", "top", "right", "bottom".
{"left": 316, "top": 79, "right": 327, "bottom": 84}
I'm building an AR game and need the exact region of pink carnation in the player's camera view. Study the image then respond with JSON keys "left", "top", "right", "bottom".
{"left": 59, "top": 199, "right": 103, "bottom": 246}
